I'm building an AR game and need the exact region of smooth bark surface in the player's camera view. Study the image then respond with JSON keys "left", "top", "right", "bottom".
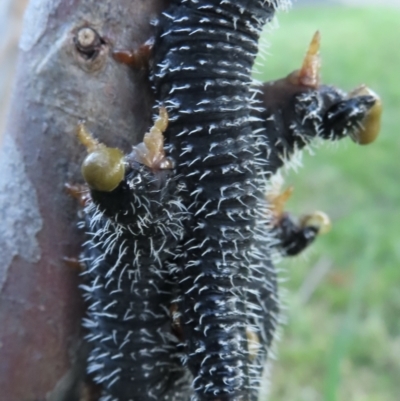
{"left": 0, "top": 1, "right": 165, "bottom": 400}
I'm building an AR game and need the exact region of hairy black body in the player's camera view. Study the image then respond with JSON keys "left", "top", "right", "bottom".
{"left": 152, "top": 2, "right": 280, "bottom": 400}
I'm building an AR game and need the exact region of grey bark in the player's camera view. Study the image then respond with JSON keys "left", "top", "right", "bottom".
{"left": 0, "top": 1, "right": 166, "bottom": 400}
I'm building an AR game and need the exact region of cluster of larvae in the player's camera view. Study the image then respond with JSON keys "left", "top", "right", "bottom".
{"left": 69, "top": 5, "right": 381, "bottom": 401}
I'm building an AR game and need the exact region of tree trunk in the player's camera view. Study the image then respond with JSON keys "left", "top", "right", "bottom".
{"left": 0, "top": 1, "right": 166, "bottom": 400}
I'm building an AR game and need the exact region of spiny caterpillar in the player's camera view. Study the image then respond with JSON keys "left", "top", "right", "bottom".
{"left": 72, "top": 1, "right": 382, "bottom": 401}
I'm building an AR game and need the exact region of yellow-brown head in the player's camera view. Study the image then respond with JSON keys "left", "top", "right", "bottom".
{"left": 77, "top": 124, "right": 125, "bottom": 192}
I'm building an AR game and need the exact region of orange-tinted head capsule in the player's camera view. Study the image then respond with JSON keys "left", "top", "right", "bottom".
{"left": 350, "top": 86, "right": 382, "bottom": 145}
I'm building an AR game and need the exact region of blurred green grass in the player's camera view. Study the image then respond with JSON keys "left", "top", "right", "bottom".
{"left": 254, "top": 6, "right": 400, "bottom": 401}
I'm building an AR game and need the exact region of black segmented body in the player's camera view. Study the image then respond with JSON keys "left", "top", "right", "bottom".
{"left": 152, "top": 1, "right": 281, "bottom": 400}
{"left": 81, "top": 162, "right": 189, "bottom": 401}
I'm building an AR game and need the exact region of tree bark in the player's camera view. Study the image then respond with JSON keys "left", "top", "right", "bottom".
{"left": 0, "top": 1, "right": 166, "bottom": 400}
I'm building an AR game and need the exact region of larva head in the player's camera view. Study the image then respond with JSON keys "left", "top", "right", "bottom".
{"left": 77, "top": 124, "right": 125, "bottom": 192}
{"left": 349, "top": 86, "right": 382, "bottom": 145}
{"left": 300, "top": 211, "right": 331, "bottom": 234}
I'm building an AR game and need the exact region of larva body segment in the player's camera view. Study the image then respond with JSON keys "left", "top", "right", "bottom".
{"left": 152, "top": 1, "right": 281, "bottom": 400}
{"left": 79, "top": 125, "right": 189, "bottom": 401}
